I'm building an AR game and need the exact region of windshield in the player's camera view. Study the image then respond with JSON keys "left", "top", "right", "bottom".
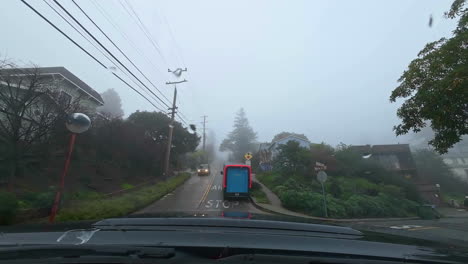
{"left": 1, "top": 0, "right": 468, "bottom": 253}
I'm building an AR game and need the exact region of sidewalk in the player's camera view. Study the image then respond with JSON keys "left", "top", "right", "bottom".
{"left": 251, "top": 174, "right": 419, "bottom": 223}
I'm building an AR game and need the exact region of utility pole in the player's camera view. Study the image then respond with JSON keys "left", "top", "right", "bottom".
{"left": 164, "top": 68, "right": 187, "bottom": 179}
{"left": 201, "top": 115, "right": 207, "bottom": 151}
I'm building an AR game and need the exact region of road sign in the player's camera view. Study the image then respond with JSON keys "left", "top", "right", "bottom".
{"left": 317, "top": 171, "right": 328, "bottom": 183}
{"left": 244, "top": 152, "right": 253, "bottom": 160}
{"left": 314, "top": 161, "right": 327, "bottom": 171}
{"left": 316, "top": 170, "right": 328, "bottom": 217}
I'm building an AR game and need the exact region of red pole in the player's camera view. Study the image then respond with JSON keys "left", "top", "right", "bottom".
{"left": 49, "top": 133, "right": 77, "bottom": 223}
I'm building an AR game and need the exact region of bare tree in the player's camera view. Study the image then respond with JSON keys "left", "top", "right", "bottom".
{"left": 0, "top": 61, "right": 86, "bottom": 190}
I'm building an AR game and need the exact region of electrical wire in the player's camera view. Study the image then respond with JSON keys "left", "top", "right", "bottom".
{"left": 71, "top": 0, "right": 171, "bottom": 105}
{"left": 52, "top": 0, "right": 170, "bottom": 109}
{"left": 118, "top": 0, "right": 168, "bottom": 66}
{"left": 42, "top": 0, "right": 164, "bottom": 110}
{"left": 20, "top": 0, "right": 163, "bottom": 112}
{"left": 88, "top": 0, "right": 167, "bottom": 78}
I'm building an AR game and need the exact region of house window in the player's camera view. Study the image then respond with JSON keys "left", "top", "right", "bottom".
{"left": 59, "top": 91, "right": 72, "bottom": 105}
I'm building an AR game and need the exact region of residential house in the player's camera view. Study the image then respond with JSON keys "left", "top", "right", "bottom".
{"left": 0, "top": 67, "right": 104, "bottom": 112}
{"left": 350, "top": 144, "right": 441, "bottom": 205}
{"left": 257, "top": 135, "right": 311, "bottom": 171}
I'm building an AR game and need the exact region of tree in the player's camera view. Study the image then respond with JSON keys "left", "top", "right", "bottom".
{"left": 310, "top": 142, "right": 337, "bottom": 171}
{"left": 390, "top": 0, "right": 468, "bottom": 154}
{"left": 274, "top": 141, "right": 312, "bottom": 174}
{"left": 272, "top": 132, "right": 309, "bottom": 142}
{"left": 413, "top": 149, "right": 468, "bottom": 195}
{"left": 0, "top": 62, "right": 85, "bottom": 189}
{"left": 127, "top": 111, "right": 199, "bottom": 164}
{"left": 219, "top": 108, "right": 257, "bottom": 162}
{"left": 98, "top": 88, "right": 124, "bottom": 118}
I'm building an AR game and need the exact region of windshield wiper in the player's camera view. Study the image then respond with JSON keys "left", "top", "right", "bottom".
{"left": 0, "top": 244, "right": 175, "bottom": 261}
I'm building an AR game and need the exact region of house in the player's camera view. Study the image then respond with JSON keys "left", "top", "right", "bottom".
{"left": 350, "top": 144, "right": 442, "bottom": 205}
{"left": 349, "top": 144, "right": 417, "bottom": 178}
{"left": 0, "top": 67, "right": 104, "bottom": 112}
{"left": 273, "top": 134, "right": 310, "bottom": 149}
{"left": 257, "top": 135, "right": 311, "bottom": 171}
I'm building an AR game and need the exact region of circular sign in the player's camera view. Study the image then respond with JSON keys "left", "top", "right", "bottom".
{"left": 317, "top": 171, "right": 328, "bottom": 183}
{"left": 65, "top": 113, "right": 91, "bottom": 134}
{"left": 244, "top": 152, "right": 253, "bottom": 160}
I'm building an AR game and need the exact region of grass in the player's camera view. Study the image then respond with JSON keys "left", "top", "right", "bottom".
{"left": 250, "top": 181, "right": 270, "bottom": 204}
{"left": 56, "top": 173, "right": 191, "bottom": 222}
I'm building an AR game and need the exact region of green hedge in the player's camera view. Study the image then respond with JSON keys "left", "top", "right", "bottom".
{"left": 250, "top": 181, "right": 270, "bottom": 204}
{"left": 0, "top": 192, "right": 18, "bottom": 225}
{"left": 56, "top": 173, "right": 191, "bottom": 221}
{"left": 257, "top": 172, "right": 419, "bottom": 218}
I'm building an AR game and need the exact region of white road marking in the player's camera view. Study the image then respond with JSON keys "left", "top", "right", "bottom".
{"left": 204, "top": 200, "right": 240, "bottom": 209}
{"left": 390, "top": 225, "right": 422, "bottom": 230}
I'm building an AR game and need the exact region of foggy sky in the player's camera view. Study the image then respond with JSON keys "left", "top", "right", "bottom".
{"left": 0, "top": 0, "right": 458, "bottom": 147}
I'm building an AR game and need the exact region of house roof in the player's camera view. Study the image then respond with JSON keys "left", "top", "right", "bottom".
{"left": 372, "top": 144, "right": 411, "bottom": 154}
{"left": 350, "top": 144, "right": 416, "bottom": 171}
{"left": 273, "top": 134, "right": 310, "bottom": 144}
{"left": 0, "top": 67, "right": 104, "bottom": 105}
{"left": 350, "top": 144, "right": 411, "bottom": 154}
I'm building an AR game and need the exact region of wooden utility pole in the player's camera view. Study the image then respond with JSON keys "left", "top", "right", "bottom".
{"left": 164, "top": 68, "right": 187, "bottom": 179}
{"left": 201, "top": 115, "right": 207, "bottom": 151}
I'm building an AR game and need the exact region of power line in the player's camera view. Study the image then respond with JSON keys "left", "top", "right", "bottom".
{"left": 20, "top": 0, "right": 163, "bottom": 112}
{"left": 118, "top": 0, "right": 168, "bottom": 66}
{"left": 70, "top": 0, "right": 171, "bottom": 105}
{"left": 20, "top": 0, "right": 106, "bottom": 69}
{"left": 52, "top": 0, "right": 170, "bottom": 109}
{"left": 42, "top": 0, "right": 165, "bottom": 110}
{"left": 88, "top": 0, "right": 167, "bottom": 78}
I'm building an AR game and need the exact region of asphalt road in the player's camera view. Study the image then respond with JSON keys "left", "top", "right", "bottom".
{"left": 135, "top": 167, "right": 468, "bottom": 247}
{"left": 135, "top": 164, "right": 263, "bottom": 216}
{"left": 343, "top": 214, "right": 468, "bottom": 246}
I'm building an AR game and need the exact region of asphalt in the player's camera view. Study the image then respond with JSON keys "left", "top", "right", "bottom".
{"left": 135, "top": 167, "right": 468, "bottom": 247}
{"left": 135, "top": 164, "right": 263, "bottom": 215}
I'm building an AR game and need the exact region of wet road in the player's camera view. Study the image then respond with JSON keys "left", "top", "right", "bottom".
{"left": 135, "top": 165, "right": 263, "bottom": 215}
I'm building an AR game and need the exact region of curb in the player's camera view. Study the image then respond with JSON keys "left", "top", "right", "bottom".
{"left": 249, "top": 196, "right": 420, "bottom": 223}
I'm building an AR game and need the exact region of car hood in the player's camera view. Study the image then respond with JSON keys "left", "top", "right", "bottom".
{"left": 1, "top": 212, "right": 468, "bottom": 263}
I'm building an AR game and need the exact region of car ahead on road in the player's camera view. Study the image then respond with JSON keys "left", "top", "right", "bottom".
{"left": 1, "top": 214, "right": 468, "bottom": 263}
{"left": 197, "top": 164, "right": 210, "bottom": 176}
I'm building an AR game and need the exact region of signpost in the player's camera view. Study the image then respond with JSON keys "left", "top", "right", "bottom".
{"left": 244, "top": 152, "right": 253, "bottom": 166}
{"left": 316, "top": 170, "right": 328, "bottom": 218}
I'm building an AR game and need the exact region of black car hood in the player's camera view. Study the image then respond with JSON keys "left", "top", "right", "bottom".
{"left": 1, "top": 212, "right": 468, "bottom": 263}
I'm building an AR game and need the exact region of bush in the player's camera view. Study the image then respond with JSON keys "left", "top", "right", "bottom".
{"left": 20, "top": 189, "right": 56, "bottom": 209}
{"left": 69, "top": 191, "right": 103, "bottom": 200}
{"left": 250, "top": 182, "right": 269, "bottom": 204}
{"left": 0, "top": 191, "right": 18, "bottom": 225}
{"left": 56, "top": 172, "right": 190, "bottom": 221}
{"left": 121, "top": 183, "right": 135, "bottom": 190}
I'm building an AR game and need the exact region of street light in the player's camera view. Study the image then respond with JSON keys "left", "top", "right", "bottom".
{"left": 49, "top": 113, "right": 91, "bottom": 223}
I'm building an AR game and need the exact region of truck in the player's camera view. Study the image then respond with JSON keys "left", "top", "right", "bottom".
{"left": 222, "top": 164, "right": 252, "bottom": 199}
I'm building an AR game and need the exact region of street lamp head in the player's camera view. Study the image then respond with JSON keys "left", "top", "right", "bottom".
{"left": 66, "top": 113, "right": 91, "bottom": 134}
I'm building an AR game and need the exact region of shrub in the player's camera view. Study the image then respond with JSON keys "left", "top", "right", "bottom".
{"left": 0, "top": 191, "right": 18, "bottom": 225}
{"left": 70, "top": 191, "right": 103, "bottom": 200}
{"left": 56, "top": 172, "right": 190, "bottom": 221}
{"left": 121, "top": 183, "right": 135, "bottom": 190}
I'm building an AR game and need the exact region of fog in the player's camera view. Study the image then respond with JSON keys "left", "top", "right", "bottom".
{"left": 0, "top": 0, "right": 458, "bottom": 147}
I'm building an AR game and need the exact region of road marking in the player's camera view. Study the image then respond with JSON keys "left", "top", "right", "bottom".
{"left": 204, "top": 200, "right": 239, "bottom": 209}
{"left": 198, "top": 173, "right": 217, "bottom": 208}
{"left": 389, "top": 225, "right": 439, "bottom": 231}
{"left": 390, "top": 225, "right": 422, "bottom": 229}
{"left": 408, "top": 226, "right": 439, "bottom": 231}
{"left": 211, "top": 185, "right": 222, "bottom": 191}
